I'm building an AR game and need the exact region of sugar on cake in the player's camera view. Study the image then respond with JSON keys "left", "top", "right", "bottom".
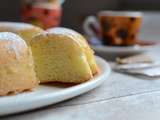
{"left": 0, "top": 32, "right": 38, "bottom": 96}
{"left": 47, "top": 27, "right": 99, "bottom": 75}
{"left": 30, "top": 31, "right": 99, "bottom": 83}
{"left": 0, "top": 22, "right": 44, "bottom": 45}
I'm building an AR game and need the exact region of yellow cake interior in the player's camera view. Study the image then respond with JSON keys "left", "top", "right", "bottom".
{"left": 47, "top": 27, "right": 99, "bottom": 75}
{"left": 31, "top": 33, "right": 93, "bottom": 83}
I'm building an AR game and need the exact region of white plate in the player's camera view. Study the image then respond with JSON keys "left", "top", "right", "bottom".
{"left": 92, "top": 45, "right": 157, "bottom": 60}
{"left": 0, "top": 56, "right": 111, "bottom": 116}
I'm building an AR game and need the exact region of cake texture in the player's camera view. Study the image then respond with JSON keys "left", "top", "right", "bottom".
{"left": 31, "top": 32, "right": 93, "bottom": 83}
{"left": 0, "top": 32, "right": 38, "bottom": 96}
{"left": 47, "top": 27, "right": 99, "bottom": 75}
{"left": 0, "top": 22, "right": 43, "bottom": 45}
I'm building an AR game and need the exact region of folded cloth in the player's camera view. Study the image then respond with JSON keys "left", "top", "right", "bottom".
{"left": 125, "top": 67, "right": 160, "bottom": 78}
{"left": 115, "top": 62, "right": 160, "bottom": 70}
{"left": 114, "top": 54, "right": 160, "bottom": 78}
{"left": 116, "top": 54, "right": 154, "bottom": 64}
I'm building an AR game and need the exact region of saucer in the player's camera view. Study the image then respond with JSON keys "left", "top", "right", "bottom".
{"left": 92, "top": 41, "right": 159, "bottom": 60}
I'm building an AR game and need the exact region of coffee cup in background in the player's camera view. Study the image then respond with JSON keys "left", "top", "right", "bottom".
{"left": 83, "top": 11, "right": 142, "bottom": 46}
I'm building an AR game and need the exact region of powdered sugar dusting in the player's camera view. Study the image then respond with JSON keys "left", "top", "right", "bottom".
{"left": 47, "top": 27, "right": 84, "bottom": 47}
{"left": 47, "top": 27, "right": 81, "bottom": 37}
{"left": 0, "top": 32, "right": 27, "bottom": 59}
{"left": 0, "top": 22, "right": 34, "bottom": 32}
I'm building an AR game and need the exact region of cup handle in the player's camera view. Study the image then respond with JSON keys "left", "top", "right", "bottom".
{"left": 83, "top": 16, "right": 101, "bottom": 39}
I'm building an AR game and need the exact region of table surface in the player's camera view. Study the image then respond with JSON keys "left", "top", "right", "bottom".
{"left": 1, "top": 12, "right": 160, "bottom": 120}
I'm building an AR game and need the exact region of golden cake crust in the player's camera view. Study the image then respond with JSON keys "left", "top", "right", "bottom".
{"left": 0, "top": 32, "right": 38, "bottom": 96}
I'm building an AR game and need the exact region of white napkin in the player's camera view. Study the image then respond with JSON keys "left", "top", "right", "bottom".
{"left": 126, "top": 67, "right": 160, "bottom": 78}
{"left": 114, "top": 54, "right": 160, "bottom": 78}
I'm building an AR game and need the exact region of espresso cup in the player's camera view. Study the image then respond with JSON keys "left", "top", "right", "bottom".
{"left": 83, "top": 11, "right": 142, "bottom": 46}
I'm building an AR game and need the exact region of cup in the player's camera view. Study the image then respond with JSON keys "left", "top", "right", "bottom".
{"left": 83, "top": 11, "right": 142, "bottom": 46}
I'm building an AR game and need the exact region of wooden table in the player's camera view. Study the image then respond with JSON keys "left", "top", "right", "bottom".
{"left": 1, "top": 49, "right": 160, "bottom": 120}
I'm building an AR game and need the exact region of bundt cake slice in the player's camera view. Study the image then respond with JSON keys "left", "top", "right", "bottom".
{"left": 0, "top": 22, "right": 43, "bottom": 45}
{"left": 31, "top": 32, "right": 93, "bottom": 83}
{"left": 0, "top": 32, "right": 38, "bottom": 96}
{"left": 47, "top": 27, "right": 99, "bottom": 75}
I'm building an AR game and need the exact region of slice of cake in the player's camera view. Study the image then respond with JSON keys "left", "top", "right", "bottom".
{"left": 30, "top": 32, "right": 93, "bottom": 83}
{"left": 47, "top": 27, "right": 99, "bottom": 75}
{"left": 0, "top": 32, "right": 38, "bottom": 96}
{"left": 0, "top": 22, "right": 44, "bottom": 45}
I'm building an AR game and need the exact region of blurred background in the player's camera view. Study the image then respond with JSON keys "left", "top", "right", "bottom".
{"left": 0, "top": 0, "right": 160, "bottom": 40}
